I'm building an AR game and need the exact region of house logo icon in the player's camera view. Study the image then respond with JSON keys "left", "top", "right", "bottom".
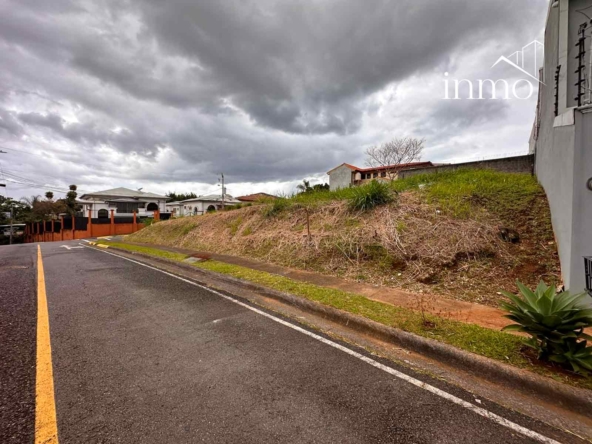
{"left": 491, "top": 40, "right": 544, "bottom": 84}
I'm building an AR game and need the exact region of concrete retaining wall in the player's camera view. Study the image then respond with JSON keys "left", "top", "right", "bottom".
{"left": 398, "top": 155, "right": 534, "bottom": 180}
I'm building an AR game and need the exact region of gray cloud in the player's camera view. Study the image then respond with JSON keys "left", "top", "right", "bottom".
{"left": 0, "top": 0, "right": 548, "bottom": 197}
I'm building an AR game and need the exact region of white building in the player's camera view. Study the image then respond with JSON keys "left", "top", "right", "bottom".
{"left": 78, "top": 187, "right": 167, "bottom": 218}
{"left": 166, "top": 194, "right": 241, "bottom": 216}
{"left": 530, "top": 0, "right": 592, "bottom": 294}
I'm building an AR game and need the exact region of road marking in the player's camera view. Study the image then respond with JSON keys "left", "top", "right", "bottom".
{"left": 60, "top": 245, "right": 83, "bottom": 250}
{"left": 83, "top": 245, "right": 562, "bottom": 444}
{"left": 36, "top": 245, "right": 59, "bottom": 444}
{"left": 80, "top": 239, "right": 91, "bottom": 244}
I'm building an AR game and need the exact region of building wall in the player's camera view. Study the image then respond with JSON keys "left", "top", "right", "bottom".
{"left": 532, "top": 0, "right": 592, "bottom": 293}
{"left": 398, "top": 155, "right": 534, "bottom": 180}
{"left": 570, "top": 111, "right": 592, "bottom": 291}
{"left": 328, "top": 165, "right": 353, "bottom": 190}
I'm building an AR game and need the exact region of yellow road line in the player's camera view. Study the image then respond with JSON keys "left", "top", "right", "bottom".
{"left": 35, "top": 245, "right": 59, "bottom": 444}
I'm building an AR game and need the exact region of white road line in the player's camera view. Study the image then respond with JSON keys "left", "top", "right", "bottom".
{"left": 80, "top": 239, "right": 91, "bottom": 243}
{"left": 81, "top": 244, "right": 562, "bottom": 444}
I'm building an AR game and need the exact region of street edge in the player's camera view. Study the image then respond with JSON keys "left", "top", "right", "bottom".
{"left": 95, "top": 244, "right": 592, "bottom": 417}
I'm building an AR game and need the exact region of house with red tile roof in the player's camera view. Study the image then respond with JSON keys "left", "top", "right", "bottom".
{"left": 327, "top": 161, "right": 433, "bottom": 190}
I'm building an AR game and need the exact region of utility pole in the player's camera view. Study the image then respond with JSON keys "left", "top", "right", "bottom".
{"left": 9, "top": 204, "right": 13, "bottom": 245}
{"left": 1, "top": 150, "right": 9, "bottom": 243}
{"left": 219, "top": 173, "right": 225, "bottom": 209}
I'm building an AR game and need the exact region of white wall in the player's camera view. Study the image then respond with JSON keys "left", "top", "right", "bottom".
{"left": 533, "top": 0, "right": 592, "bottom": 293}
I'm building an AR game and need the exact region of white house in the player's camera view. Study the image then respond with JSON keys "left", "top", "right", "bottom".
{"left": 78, "top": 187, "right": 167, "bottom": 218}
{"left": 167, "top": 194, "right": 241, "bottom": 216}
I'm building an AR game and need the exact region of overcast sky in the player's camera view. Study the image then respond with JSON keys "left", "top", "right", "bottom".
{"left": 0, "top": 0, "right": 548, "bottom": 199}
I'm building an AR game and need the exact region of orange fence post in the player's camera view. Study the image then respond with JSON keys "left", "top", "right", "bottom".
{"left": 60, "top": 216, "right": 64, "bottom": 241}
{"left": 88, "top": 209, "right": 93, "bottom": 238}
{"left": 110, "top": 209, "right": 115, "bottom": 235}
{"left": 133, "top": 211, "right": 137, "bottom": 233}
{"left": 51, "top": 220, "right": 55, "bottom": 242}
{"left": 154, "top": 209, "right": 160, "bottom": 221}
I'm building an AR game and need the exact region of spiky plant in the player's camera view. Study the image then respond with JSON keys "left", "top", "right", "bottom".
{"left": 500, "top": 280, "right": 592, "bottom": 375}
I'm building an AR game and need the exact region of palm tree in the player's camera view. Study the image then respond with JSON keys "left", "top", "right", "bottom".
{"left": 20, "top": 195, "right": 41, "bottom": 207}
{"left": 296, "top": 180, "right": 312, "bottom": 193}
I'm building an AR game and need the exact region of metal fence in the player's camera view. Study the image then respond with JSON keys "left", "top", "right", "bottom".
{"left": 75, "top": 217, "right": 88, "bottom": 231}
{"left": 585, "top": 257, "right": 592, "bottom": 297}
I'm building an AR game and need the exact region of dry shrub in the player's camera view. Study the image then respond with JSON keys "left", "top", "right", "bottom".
{"left": 128, "top": 193, "right": 533, "bottom": 306}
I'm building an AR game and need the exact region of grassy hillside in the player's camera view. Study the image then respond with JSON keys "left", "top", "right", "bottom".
{"left": 129, "top": 169, "right": 560, "bottom": 306}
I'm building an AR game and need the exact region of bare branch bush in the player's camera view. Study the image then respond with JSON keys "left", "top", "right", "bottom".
{"left": 365, "top": 137, "right": 425, "bottom": 181}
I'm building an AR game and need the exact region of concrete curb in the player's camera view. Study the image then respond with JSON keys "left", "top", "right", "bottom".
{"left": 100, "top": 244, "right": 592, "bottom": 417}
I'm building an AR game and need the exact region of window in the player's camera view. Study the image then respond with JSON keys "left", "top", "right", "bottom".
{"left": 146, "top": 202, "right": 159, "bottom": 211}
{"left": 381, "top": 172, "right": 386, "bottom": 178}
{"left": 115, "top": 202, "right": 140, "bottom": 213}
{"left": 373, "top": 172, "right": 378, "bottom": 178}
{"left": 97, "top": 209, "right": 109, "bottom": 218}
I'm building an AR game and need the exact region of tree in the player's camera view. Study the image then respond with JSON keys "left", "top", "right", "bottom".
{"left": 20, "top": 195, "right": 42, "bottom": 207}
{"left": 45, "top": 191, "right": 54, "bottom": 200}
{"left": 312, "top": 183, "right": 330, "bottom": 192}
{"left": 65, "top": 184, "right": 79, "bottom": 216}
{"left": 364, "top": 137, "right": 425, "bottom": 181}
{"left": 166, "top": 191, "right": 197, "bottom": 202}
{"left": 296, "top": 180, "right": 312, "bottom": 193}
{"left": 1, "top": 196, "right": 31, "bottom": 224}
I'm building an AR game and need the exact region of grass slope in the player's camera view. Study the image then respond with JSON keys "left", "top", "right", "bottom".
{"left": 129, "top": 169, "right": 560, "bottom": 307}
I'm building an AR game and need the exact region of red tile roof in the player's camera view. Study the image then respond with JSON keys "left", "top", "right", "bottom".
{"left": 236, "top": 193, "right": 278, "bottom": 202}
{"left": 327, "top": 161, "right": 433, "bottom": 174}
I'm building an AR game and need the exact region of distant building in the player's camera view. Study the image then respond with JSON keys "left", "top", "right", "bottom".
{"left": 236, "top": 193, "right": 277, "bottom": 202}
{"left": 327, "top": 162, "right": 433, "bottom": 191}
{"left": 78, "top": 187, "right": 167, "bottom": 218}
{"left": 167, "top": 194, "right": 241, "bottom": 216}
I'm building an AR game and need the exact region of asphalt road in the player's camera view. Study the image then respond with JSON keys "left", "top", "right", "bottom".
{"left": 0, "top": 241, "right": 582, "bottom": 443}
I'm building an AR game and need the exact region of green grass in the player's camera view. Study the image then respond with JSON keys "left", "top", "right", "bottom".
{"left": 259, "top": 169, "right": 543, "bottom": 223}
{"left": 348, "top": 180, "right": 394, "bottom": 211}
{"left": 96, "top": 240, "right": 188, "bottom": 262}
{"left": 95, "top": 240, "right": 591, "bottom": 389}
{"left": 393, "top": 169, "right": 542, "bottom": 221}
{"left": 227, "top": 216, "right": 243, "bottom": 235}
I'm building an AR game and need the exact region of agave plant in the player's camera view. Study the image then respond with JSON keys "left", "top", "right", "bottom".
{"left": 549, "top": 339, "right": 592, "bottom": 376}
{"left": 500, "top": 280, "right": 592, "bottom": 375}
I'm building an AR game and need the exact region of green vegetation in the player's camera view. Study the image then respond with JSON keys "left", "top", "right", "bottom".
{"left": 348, "top": 180, "right": 394, "bottom": 212}
{"left": 263, "top": 197, "right": 292, "bottom": 217}
{"left": 95, "top": 240, "right": 187, "bottom": 261}
{"left": 227, "top": 216, "right": 243, "bottom": 235}
{"left": 166, "top": 191, "right": 197, "bottom": 202}
{"left": 223, "top": 204, "right": 245, "bottom": 211}
{"left": 501, "top": 280, "right": 592, "bottom": 375}
{"left": 392, "top": 169, "right": 543, "bottom": 222}
{"left": 141, "top": 218, "right": 160, "bottom": 227}
{"left": 94, "top": 240, "right": 590, "bottom": 388}
{"left": 261, "top": 169, "right": 543, "bottom": 223}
